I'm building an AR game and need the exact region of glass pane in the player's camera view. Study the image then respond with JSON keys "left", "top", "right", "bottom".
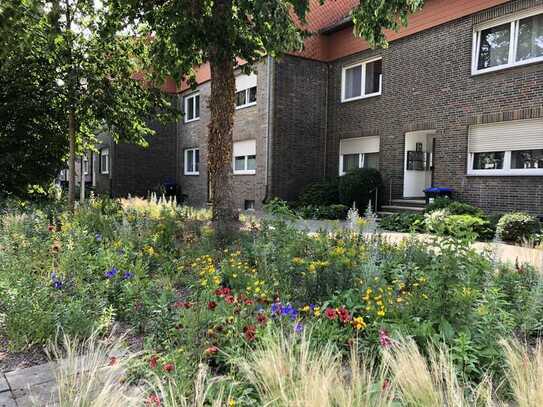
{"left": 473, "top": 152, "right": 505, "bottom": 169}
{"left": 186, "top": 96, "right": 194, "bottom": 120}
{"left": 344, "top": 65, "right": 362, "bottom": 99}
{"left": 511, "top": 149, "right": 543, "bottom": 169}
{"left": 478, "top": 23, "right": 511, "bottom": 69}
{"left": 249, "top": 86, "right": 257, "bottom": 103}
{"left": 247, "top": 155, "right": 256, "bottom": 171}
{"left": 363, "top": 152, "right": 380, "bottom": 169}
{"left": 517, "top": 14, "right": 543, "bottom": 62}
{"left": 365, "top": 60, "right": 382, "bottom": 95}
{"left": 236, "top": 90, "right": 246, "bottom": 107}
{"left": 343, "top": 154, "right": 360, "bottom": 172}
{"left": 186, "top": 150, "right": 194, "bottom": 172}
{"left": 235, "top": 156, "right": 245, "bottom": 171}
{"left": 195, "top": 95, "right": 200, "bottom": 118}
{"left": 194, "top": 149, "right": 200, "bottom": 172}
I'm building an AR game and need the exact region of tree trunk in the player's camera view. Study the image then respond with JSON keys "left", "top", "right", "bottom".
{"left": 80, "top": 152, "right": 85, "bottom": 204}
{"left": 68, "top": 110, "right": 76, "bottom": 211}
{"left": 207, "top": 0, "right": 239, "bottom": 241}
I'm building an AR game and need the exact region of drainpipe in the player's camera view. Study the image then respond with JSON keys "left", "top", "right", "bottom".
{"left": 264, "top": 55, "right": 274, "bottom": 203}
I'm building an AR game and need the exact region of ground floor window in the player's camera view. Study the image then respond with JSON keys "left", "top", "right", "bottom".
{"left": 184, "top": 148, "right": 200, "bottom": 175}
{"left": 99, "top": 148, "right": 109, "bottom": 174}
{"left": 468, "top": 119, "right": 543, "bottom": 176}
{"left": 233, "top": 140, "right": 256, "bottom": 175}
{"left": 339, "top": 136, "right": 380, "bottom": 175}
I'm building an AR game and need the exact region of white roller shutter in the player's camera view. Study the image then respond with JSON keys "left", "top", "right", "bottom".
{"left": 235, "top": 73, "right": 257, "bottom": 91}
{"left": 233, "top": 139, "right": 256, "bottom": 157}
{"left": 468, "top": 119, "right": 543, "bottom": 153}
{"left": 340, "top": 136, "right": 380, "bottom": 155}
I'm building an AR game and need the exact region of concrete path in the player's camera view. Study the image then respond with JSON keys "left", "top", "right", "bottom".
{"left": 1, "top": 361, "right": 57, "bottom": 406}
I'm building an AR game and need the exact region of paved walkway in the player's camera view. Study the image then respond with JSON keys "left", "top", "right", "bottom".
{"left": 1, "top": 361, "right": 58, "bottom": 406}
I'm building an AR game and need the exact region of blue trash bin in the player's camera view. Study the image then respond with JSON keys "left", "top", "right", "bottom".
{"left": 423, "top": 187, "right": 454, "bottom": 205}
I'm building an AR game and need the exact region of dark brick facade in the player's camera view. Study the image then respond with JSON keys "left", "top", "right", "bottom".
{"left": 325, "top": 1, "right": 543, "bottom": 215}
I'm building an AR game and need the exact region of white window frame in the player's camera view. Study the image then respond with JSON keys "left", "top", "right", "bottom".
{"left": 184, "top": 148, "right": 200, "bottom": 175}
{"left": 235, "top": 86, "right": 257, "bottom": 109}
{"left": 339, "top": 153, "right": 367, "bottom": 176}
{"left": 472, "top": 7, "right": 543, "bottom": 75}
{"left": 83, "top": 154, "right": 89, "bottom": 175}
{"left": 233, "top": 155, "right": 256, "bottom": 175}
{"left": 100, "top": 148, "right": 109, "bottom": 175}
{"left": 184, "top": 92, "right": 200, "bottom": 123}
{"left": 233, "top": 140, "right": 256, "bottom": 175}
{"left": 341, "top": 56, "right": 382, "bottom": 103}
{"left": 467, "top": 150, "right": 543, "bottom": 176}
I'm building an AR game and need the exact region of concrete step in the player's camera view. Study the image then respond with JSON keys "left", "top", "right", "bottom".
{"left": 380, "top": 205, "right": 425, "bottom": 214}
{"left": 390, "top": 199, "right": 426, "bottom": 207}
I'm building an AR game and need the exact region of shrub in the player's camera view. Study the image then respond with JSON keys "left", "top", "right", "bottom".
{"left": 263, "top": 198, "right": 297, "bottom": 219}
{"left": 297, "top": 178, "right": 340, "bottom": 207}
{"left": 425, "top": 198, "right": 484, "bottom": 217}
{"left": 496, "top": 212, "right": 541, "bottom": 243}
{"left": 295, "top": 204, "right": 349, "bottom": 220}
{"left": 338, "top": 168, "right": 383, "bottom": 209}
{"left": 379, "top": 213, "right": 424, "bottom": 233}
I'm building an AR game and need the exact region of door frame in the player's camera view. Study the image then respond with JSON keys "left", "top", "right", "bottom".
{"left": 403, "top": 130, "right": 436, "bottom": 198}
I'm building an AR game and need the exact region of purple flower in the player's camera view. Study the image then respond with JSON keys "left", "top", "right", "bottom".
{"left": 294, "top": 322, "right": 303, "bottom": 334}
{"left": 122, "top": 271, "right": 133, "bottom": 280}
{"left": 281, "top": 304, "right": 298, "bottom": 320}
{"left": 271, "top": 302, "right": 282, "bottom": 315}
{"left": 95, "top": 233, "right": 102, "bottom": 242}
{"left": 379, "top": 329, "right": 392, "bottom": 348}
{"left": 105, "top": 267, "right": 118, "bottom": 279}
{"left": 51, "top": 273, "right": 63, "bottom": 289}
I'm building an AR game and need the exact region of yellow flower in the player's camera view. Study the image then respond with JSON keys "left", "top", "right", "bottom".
{"left": 352, "top": 316, "right": 367, "bottom": 330}
{"left": 333, "top": 246, "right": 346, "bottom": 256}
{"left": 313, "top": 307, "right": 321, "bottom": 317}
{"left": 292, "top": 257, "right": 304, "bottom": 266}
{"left": 308, "top": 263, "right": 317, "bottom": 273}
{"left": 377, "top": 309, "right": 385, "bottom": 317}
{"left": 396, "top": 297, "right": 403, "bottom": 303}
{"left": 228, "top": 399, "right": 236, "bottom": 407}
{"left": 212, "top": 276, "right": 221, "bottom": 285}
{"left": 301, "top": 305, "right": 310, "bottom": 313}
{"left": 422, "top": 293, "right": 428, "bottom": 299}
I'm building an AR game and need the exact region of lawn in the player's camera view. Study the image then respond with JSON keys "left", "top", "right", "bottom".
{"left": 1, "top": 197, "right": 542, "bottom": 406}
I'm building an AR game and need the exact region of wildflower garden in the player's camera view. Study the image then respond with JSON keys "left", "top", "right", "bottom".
{"left": 1, "top": 197, "right": 543, "bottom": 406}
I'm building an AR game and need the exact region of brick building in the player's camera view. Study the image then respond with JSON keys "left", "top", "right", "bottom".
{"left": 86, "top": 0, "right": 543, "bottom": 215}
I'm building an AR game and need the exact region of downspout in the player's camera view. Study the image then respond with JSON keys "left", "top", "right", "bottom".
{"left": 264, "top": 55, "right": 274, "bottom": 203}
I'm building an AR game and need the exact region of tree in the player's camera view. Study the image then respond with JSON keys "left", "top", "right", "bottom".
{"left": 2, "top": 0, "right": 177, "bottom": 209}
{"left": 0, "top": 1, "right": 67, "bottom": 198}
{"left": 113, "top": 0, "right": 424, "bottom": 239}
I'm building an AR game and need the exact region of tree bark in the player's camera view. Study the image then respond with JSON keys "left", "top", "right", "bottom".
{"left": 207, "top": 0, "right": 239, "bottom": 242}
{"left": 68, "top": 110, "right": 76, "bottom": 211}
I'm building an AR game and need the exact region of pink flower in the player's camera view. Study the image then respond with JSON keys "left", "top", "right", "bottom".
{"left": 224, "top": 294, "right": 235, "bottom": 304}
{"left": 324, "top": 308, "right": 337, "bottom": 320}
{"left": 108, "top": 356, "right": 117, "bottom": 366}
{"left": 337, "top": 307, "right": 351, "bottom": 324}
{"left": 208, "top": 301, "right": 217, "bottom": 310}
{"left": 163, "top": 363, "right": 174, "bottom": 373}
{"left": 149, "top": 355, "right": 159, "bottom": 369}
{"left": 146, "top": 394, "right": 161, "bottom": 406}
{"left": 379, "top": 329, "right": 392, "bottom": 348}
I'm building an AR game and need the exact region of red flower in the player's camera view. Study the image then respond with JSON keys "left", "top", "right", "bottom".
{"left": 244, "top": 298, "right": 254, "bottom": 305}
{"left": 108, "top": 356, "right": 117, "bottom": 366}
{"left": 382, "top": 379, "right": 391, "bottom": 392}
{"left": 215, "top": 287, "right": 231, "bottom": 297}
{"left": 243, "top": 324, "right": 257, "bottom": 342}
{"left": 173, "top": 301, "right": 193, "bottom": 309}
{"left": 224, "top": 294, "right": 235, "bottom": 304}
{"left": 146, "top": 394, "right": 161, "bottom": 406}
{"left": 163, "top": 363, "right": 174, "bottom": 373}
{"left": 379, "top": 329, "right": 392, "bottom": 348}
{"left": 337, "top": 307, "right": 351, "bottom": 324}
{"left": 204, "top": 346, "right": 219, "bottom": 356}
{"left": 256, "top": 313, "right": 268, "bottom": 326}
{"left": 149, "top": 355, "right": 159, "bottom": 369}
{"left": 208, "top": 301, "right": 217, "bottom": 310}
{"left": 324, "top": 308, "right": 337, "bottom": 320}
{"left": 47, "top": 224, "right": 55, "bottom": 232}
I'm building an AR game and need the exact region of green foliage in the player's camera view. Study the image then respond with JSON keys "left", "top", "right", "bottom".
{"left": 296, "top": 178, "right": 340, "bottom": 207}
{"left": 338, "top": 168, "right": 383, "bottom": 208}
{"left": 496, "top": 212, "right": 541, "bottom": 243}
{"left": 379, "top": 213, "right": 424, "bottom": 233}
{"left": 263, "top": 198, "right": 297, "bottom": 219}
{"left": 425, "top": 198, "right": 484, "bottom": 217}
{"left": 295, "top": 204, "right": 349, "bottom": 220}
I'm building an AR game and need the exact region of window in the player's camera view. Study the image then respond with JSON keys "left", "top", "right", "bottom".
{"left": 184, "top": 93, "right": 200, "bottom": 122}
{"left": 341, "top": 57, "right": 382, "bottom": 102}
{"left": 244, "top": 200, "right": 255, "bottom": 210}
{"left": 233, "top": 140, "right": 256, "bottom": 175}
{"left": 468, "top": 119, "right": 543, "bottom": 175}
{"left": 473, "top": 8, "right": 543, "bottom": 74}
{"left": 339, "top": 136, "right": 380, "bottom": 175}
{"left": 99, "top": 148, "right": 109, "bottom": 174}
{"left": 184, "top": 148, "right": 200, "bottom": 175}
{"left": 83, "top": 154, "right": 89, "bottom": 175}
{"left": 235, "top": 86, "right": 257, "bottom": 108}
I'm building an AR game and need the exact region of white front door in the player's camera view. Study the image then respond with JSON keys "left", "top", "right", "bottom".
{"left": 403, "top": 131, "right": 435, "bottom": 198}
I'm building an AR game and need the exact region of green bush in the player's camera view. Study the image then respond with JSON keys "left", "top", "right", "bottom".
{"left": 496, "top": 212, "right": 541, "bottom": 243}
{"left": 263, "top": 198, "right": 297, "bottom": 219}
{"left": 379, "top": 213, "right": 424, "bottom": 233}
{"left": 425, "top": 198, "right": 484, "bottom": 217}
{"left": 296, "top": 178, "right": 340, "bottom": 207}
{"left": 295, "top": 204, "right": 349, "bottom": 220}
{"left": 338, "top": 168, "right": 382, "bottom": 209}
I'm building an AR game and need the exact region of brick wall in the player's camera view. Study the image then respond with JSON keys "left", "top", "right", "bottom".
{"left": 326, "top": 1, "right": 543, "bottom": 215}
{"left": 270, "top": 55, "right": 329, "bottom": 201}
{"left": 177, "top": 60, "right": 270, "bottom": 209}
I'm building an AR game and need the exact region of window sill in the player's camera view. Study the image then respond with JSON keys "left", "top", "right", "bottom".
{"left": 184, "top": 117, "right": 200, "bottom": 124}
{"left": 471, "top": 57, "right": 543, "bottom": 76}
{"left": 100, "top": 172, "right": 109, "bottom": 175}
{"left": 184, "top": 172, "right": 199, "bottom": 176}
{"left": 235, "top": 102, "right": 257, "bottom": 110}
{"left": 467, "top": 170, "right": 543, "bottom": 176}
{"left": 233, "top": 171, "right": 256, "bottom": 176}
{"left": 341, "top": 92, "right": 381, "bottom": 104}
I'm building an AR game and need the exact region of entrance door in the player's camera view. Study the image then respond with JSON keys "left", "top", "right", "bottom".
{"left": 403, "top": 131, "right": 435, "bottom": 198}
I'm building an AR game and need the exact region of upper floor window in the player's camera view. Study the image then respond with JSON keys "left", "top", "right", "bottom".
{"left": 235, "top": 86, "right": 257, "bottom": 108}
{"left": 233, "top": 140, "right": 256, "bottom": 175}
{"left": 467, "top": 119, "right": 543, "bottom": 176}
{"left": 99, "top": 148, "right": 109, "bottom": 174}
{"left": 184, "top": 92, "right": 200, "bottom": 123}
{"left": 341, "top": 57, "right": 382, "bottom": 102}
{"left": 83, "top": 154, "right": 89, "bottom": 175}
{"left": 184, "top": 148, "right": 200, "bottom": 175}
{"left": 473, "top": 8, "right": 543, "bottom": 74}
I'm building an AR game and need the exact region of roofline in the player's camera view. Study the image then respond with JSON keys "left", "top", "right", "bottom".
{"left": 319, "top": 15, "right": 353, "bottom": 34}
